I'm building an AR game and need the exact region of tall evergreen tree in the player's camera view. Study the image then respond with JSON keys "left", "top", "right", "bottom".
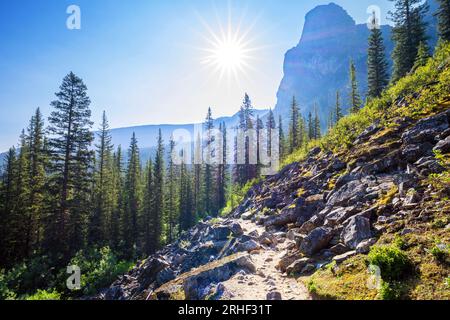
{"left": 367, "top": 11, "right": 390, "bottom": 99}
{"left": 24, "top": 108, "right": 47, "bottom": 257}
{"left": 0, "top": 148, "right": 18, "bottom": 266}
{"left": 314, "top": 106, "right": 322, "bottom": 140}
{"left": 166, "top": 136, "right": 178, "bottom": 242}
{"left": 179, "top": 150, "right": 194, "bottom": 232}
{"left": 149, "top": 130, "right": 164, "bottom": 252}
{"left": 289, "top": 96, "right": 300, "bottom": 153}
{"left": 266, "top": 109, "right": 276, "bottom": 158}
{"left": 349, "top": 60, "right": 362, "bottom": 113}
{"left": 307, "top": 112, "right": 314, "bottom": 141}
{"left": 437, "top": 0, "right": 450, "bottom": 41}
{"left": 413, "top": 41, "right": 431, "bottom": 69}
{"left": 389, "top": 0, "right": 429, "bottom": 82}
{"left": 46, "top": 72, "right": 94, "bottom": 259}
{"left": 142, "top": 159, "right": 154, "bottom": 255}
{"left": 335, "top": 91, "right": 343, "bottom": 123}
{"left": 124, "top": 133, "right": 141, "bottom": 257}
{"left": 216, "top": 123, "right": 227, "bottom": 212}
{"left": 90, "top": 111, "right": 114, "bottom": 247}
{"left": 193, "top": 132, "right": 204, "bottom": 217}
{"left": 203, "top": 107, "right": 215, "bottom": 215}
{"left": 111, "top": 146, "right": 124, "bottom": 251}
{"left": 278, "top": 116, "right": 286, "bottom": 159}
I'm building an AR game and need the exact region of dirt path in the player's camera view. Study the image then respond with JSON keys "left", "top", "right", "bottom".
{"left": 221, "top": 219, "right": 311, "bottom": 300}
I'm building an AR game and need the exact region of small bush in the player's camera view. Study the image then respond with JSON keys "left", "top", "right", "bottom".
{"left": 429, "top": 244, "right": 448, "bottom": 263}
{"left": 25, "top": 289, "right": 61, "bottom": 300}
{"left": 68, "top": 247, "right": 134, "bottom": 296}
{"left": 367, "top": 245, "right": 412, "bottom": 281}
{"left": 379, "top": 281, "right": 403, "bottom": 300}
{"left": 307, "top": 279, "right": 318, "bottom": 294}
{"left": 393, "top": 235, "right": 407, "bottom": 250}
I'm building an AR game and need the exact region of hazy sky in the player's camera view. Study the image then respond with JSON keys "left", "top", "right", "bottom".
{"left": 0, "top": 0, "right": 394, "bottom": 151}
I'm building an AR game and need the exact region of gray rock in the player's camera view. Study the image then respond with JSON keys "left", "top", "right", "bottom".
{"left": 237, "top": 240, "right": 261, "bottom": 253}
{"left": 341, "top": 216, "right": 372, "bottom": 249}
{"left": 299, "top": 227, "right": 334, "bottom": 256}
{"left": 356, "top": 238, "right": 377, "bottom": 254}
{"left": 211, "top": 226, "right": 232, "bottom": 241}
{"left": 402, "top": 111, "right": 449, "bottom": 145}
{"left": 241, "top": 211, "right": 255, "bottom": 220}
{"left": 156, "top": 267, "right": 176, "bottom": 287}
{"left": 286, "top": 258, "right": 312, "bottom": 274}
{"left": 333, "top": 251, "right": 357, "bottom": 264}
{"left": 229, "top": 222, "right": 244, "bottom": 236}
{"left": 267, "top": 291, "right": 282, "bottom": 300}
{"left": 434, "top": 135, "right": 450, "bottom": 153}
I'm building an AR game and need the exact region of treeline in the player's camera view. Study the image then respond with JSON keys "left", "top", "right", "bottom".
{"left": 0, "top": 74, "right": 282, "bottom": 269}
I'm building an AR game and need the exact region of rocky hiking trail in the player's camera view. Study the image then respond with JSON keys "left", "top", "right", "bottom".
{"left": 99, "top": 108, "right": 450, "bottom": 301}
{"left": 218, "top": 220, "right": 311, "bottom": 300}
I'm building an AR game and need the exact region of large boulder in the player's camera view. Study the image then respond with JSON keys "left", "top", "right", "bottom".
{"left": 434, "top": 135, "right": 450, "bottom": 153}
{"left": 299, "top": 227, "right": 334, "bottom": 256}
{"left": 402, "top": 111, "right": 449, "bottom": 145}
{"left": 341, "top": 216, "right": 372, "bottom": 249}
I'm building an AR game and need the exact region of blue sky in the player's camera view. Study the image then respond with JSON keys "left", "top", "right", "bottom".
{"left": 0, "top": 0, "right": 394, "bottom": 151}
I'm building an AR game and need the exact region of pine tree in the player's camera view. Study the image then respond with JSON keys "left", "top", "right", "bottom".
{"left": 349, "top": 60, "right": 362, "bottom": 113}
{"left": 289, "top": 96, "right": 300, "bottom": 153}
{"left": 335, "top": 91, "right": 343, "bottom": 123}
{"left": 216, "top": 122, "right": 227, "bottom": 211}
{"left": 204, "top": 108, "right": 215, "bottom": 215}
{"left": 124, "top": 133, "right": 141, "bottom": 257}
{"left": 166, "top": 135, "right": 178, "bottom": 242}
{"left": 389, "top": 0, "right": 429, "bottom": 82}
{"left": 142, "top": 159, "right": 154, "bottom": 255}
{"left": 149, "top": 130, "right": 164, "bottom": 252}
{"left": 179, "top": 150, "right": 194, "bottom": 232}
{"left": 278, "top": 116, "right": 286, "bottom": 159}
{"left": 242, "top": 94, "right": 256, "bottom": 183}
{"left": 193, "top": 132, "right": 204, "bottom": 217}
{"left": 367, "top": 11, "right": 390, "bottom": 99}
{"left": 46, "top": 72, "right": 94, "bottom": 259}
{"left": 314, "top": 106, "right": 322, "bottom": 140}
{"left": 24, "top": 108, "right": 47, "bottom": 257}
{"left": 90, "top": 111, "right": 114, "bottom": 247}
{"left": 437, "top": 0, "right": 450, "bottom": 41}
{"left": 0, "top": 148, "right": 18, "bottom": 266}
{"left": 266, "top": 109, "right": 276, "bottom": 157}
{"left": 256, "top": 116, "right": 264, "bottom": 175}
{"left": 413, "top": 41, "right": 431, "bottom": 69}
{"left": 111, "top": 146, "right": 124, "bottom": 251}
{"left": 307, "top": 112, "right": 314, "bottom": 141}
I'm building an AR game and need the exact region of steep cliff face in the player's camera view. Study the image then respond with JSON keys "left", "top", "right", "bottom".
{"left": 274, "top": 3, "right": 392, "bottom": 121}
{"left": 274, "top": 1, "right": 439, "bottom": 125}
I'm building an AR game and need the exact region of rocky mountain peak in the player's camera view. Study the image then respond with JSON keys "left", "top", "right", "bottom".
{"left": 300, "top": 3, "right": 355, "bottom": 45}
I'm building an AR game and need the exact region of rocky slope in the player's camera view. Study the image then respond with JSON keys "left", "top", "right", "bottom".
{"left": 97, "top": 101, "right": 450, "bottom": 300}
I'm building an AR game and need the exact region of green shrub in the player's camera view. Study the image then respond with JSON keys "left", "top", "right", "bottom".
{"left": 367, "top": 245, "right": 412, "bottom": 281}
{"left": 0, "top": 270, "right": 16, "bottom": 300}
{"left": 393, "top": 235, "right": 407, "bottom": 250}
{"left": 68, "top": 247, "right": 134, "bottom": 296}
{"left": 379, "top": 281, "right": 403, "bottom": 300}
{"left": 25, "top": 289, "right": 61, "bottom": 300}
{"left": 221, "top": 178, "right": 261, "bottom": 216}
{"left": 429, "top": 244, "right": 449, "bottom": 263}
{"left": 307, "top": 279, "right": 318, "bottom": 294}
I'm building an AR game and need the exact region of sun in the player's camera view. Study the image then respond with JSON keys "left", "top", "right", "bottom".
{"left": 200, "top": 20, "right": 256, "bottom": 83}
{"left": 206, "top": 34, "right": 249, "bottom": 74}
